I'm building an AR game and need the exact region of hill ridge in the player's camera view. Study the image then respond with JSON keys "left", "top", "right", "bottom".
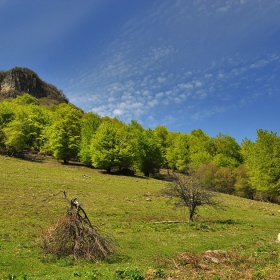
{"left": 0, "top": 66, "right": 68, "bottom": 104}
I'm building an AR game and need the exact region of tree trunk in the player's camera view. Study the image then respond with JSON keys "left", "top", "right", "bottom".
{"left": 189, "top": 205, "right": 196, "bottom": 222}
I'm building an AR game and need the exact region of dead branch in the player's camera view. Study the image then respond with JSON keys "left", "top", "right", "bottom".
{"left": 153, "top": 221, "right": 185, "bottom": 224}
{"left": 42, "top": 191, "right": 117, "bottom": 261}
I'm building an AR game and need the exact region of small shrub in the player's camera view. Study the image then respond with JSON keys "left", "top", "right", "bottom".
{"left": 155, "top": 268, "right": 165, "bottom": 278}
{"left": 115, "top": 269, "right": 144, "bottom": 280}
{"left": 73, "top": 271, "right": 82, "bottom": 277}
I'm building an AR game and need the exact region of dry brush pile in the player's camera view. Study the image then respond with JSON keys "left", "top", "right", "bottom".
{"left": 41, "top": 191, "right": 116, "bottom": 261}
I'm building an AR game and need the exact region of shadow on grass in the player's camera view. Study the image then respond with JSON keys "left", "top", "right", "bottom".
{"left": 40, "top": 252, "right": 131, "bottom": 265}
{"left": 99, "top": 170, "right": 149, "bottom": 180}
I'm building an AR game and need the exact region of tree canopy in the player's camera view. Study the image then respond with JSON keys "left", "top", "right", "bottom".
{"left": 1, "top": 93, "right": 280, "bottom": 202}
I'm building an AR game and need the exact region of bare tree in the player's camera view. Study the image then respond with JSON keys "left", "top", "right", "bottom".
{"left": 161, "top": 172, "right": 221, "bottom": 222}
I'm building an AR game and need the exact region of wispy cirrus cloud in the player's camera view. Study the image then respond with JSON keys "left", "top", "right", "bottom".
{"left": 64, "top": 0, "right": 280, "bottom": 133}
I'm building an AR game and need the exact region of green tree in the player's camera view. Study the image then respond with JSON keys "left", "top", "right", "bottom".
{"left": 211, "top": 133, "right": 243, "bottom": 168}
{"left": 234, "top": 164, "right": 255, "bottom": 199}
{"left": 43, "top": 104, "right": 82, "bottom": 163}
{"left": 134, "top": 129, "right": 163, "bottom": 177}
{"left": 196, "top": 162, "right": 219, "bottom": 190}
{"left": 3, "top": 103, "right": 49, "bottom": 154}
{"left": 153, "top": 125, "right": 170, "bottom": 165}
{"left": 79, "top": 112, "right": 101, "bottom": 164}
{"left": 214, "top": 167, "right": 236, "bottom": 194}
{"left": 0, "top": 101, "right": 15, "bottom": 149}
{"left": 242, "top": 130, "right": 280, "bottom": 197}
{"left": 90, "top": 122, "right": 134, "bottom": 172}
{"left": 166, "top": 133, "right": 190, "bottom": 172}
{"left": 189, "top": 129, "right": 212, "bottom": 169}
{"left": 13, "top": 93, "right": 40, "bottom": 106}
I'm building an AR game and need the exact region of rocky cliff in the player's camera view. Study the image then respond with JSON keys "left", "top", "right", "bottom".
{"left": 0, "top": 67, "right": 68, "bottom": 104}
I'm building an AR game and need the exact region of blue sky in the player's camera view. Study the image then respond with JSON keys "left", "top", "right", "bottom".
{"left": 1, "top": 0, "right": 280, "bottom": 143}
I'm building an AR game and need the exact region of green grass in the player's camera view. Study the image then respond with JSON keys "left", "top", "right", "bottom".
{"left": 0, "top": 154, "right": 280, "bottom": 279}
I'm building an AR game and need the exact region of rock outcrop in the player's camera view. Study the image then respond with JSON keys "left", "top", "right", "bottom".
{"left": 0, "top": 67, "right": 68, "bottom": 104}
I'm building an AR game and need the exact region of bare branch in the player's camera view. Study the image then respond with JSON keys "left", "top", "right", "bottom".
{"left": 161, "top": 172, "right": 222, "bottom": 222}
{"left": 41, "top": 192, "right": 117, "bottom": 260}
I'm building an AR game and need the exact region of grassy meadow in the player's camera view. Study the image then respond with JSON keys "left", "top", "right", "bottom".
{"left": 0, "top": 154, "right": 280, "bottom": 279}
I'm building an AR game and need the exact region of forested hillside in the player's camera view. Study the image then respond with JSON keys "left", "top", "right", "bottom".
{"left": 0, "top": 93, "right": 279, "bottom": 202}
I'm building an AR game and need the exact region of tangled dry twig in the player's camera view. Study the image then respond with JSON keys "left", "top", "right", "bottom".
{"left": 41, "top": 191, "right": 116, "bottom": 261}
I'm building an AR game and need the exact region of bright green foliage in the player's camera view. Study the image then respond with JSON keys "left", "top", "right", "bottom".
{"left": 134, "top": 129, "right": 163, "bottom": 177}
{"left": 153, "top": 125, "right": 170, "bottom": 165}
{"left": 43, "top": 104, "right": 82, "bottom": 163}
{"left": 116, "top": 269, "right": 144, "bottom": 280}
{"left": 129, "top": 120, "right": 145, "bottom": 132}
{"left": 166, "top": 133, "right": 190, "bottom": 172}
{"left": 3, "top": 119, "right": 26, "bottom": 152}
{"left": 90, "top": 122, "right": 134, "bottom": 172}
{"left": 3, "top": 103, "right": 49, "bottom": 153}
{"left": 211, "top": 133, "right": 243, "bottom": 168}
{"left": 12, "top": 93, "right": 40, "bottom": 106}
{"left": 189, "top": 129, "right": 212, "bottom": 169}
{"left": 79, "top": 112, "right": 101, "bottom": 164}
{"left": 0, "top": 101, "right": 15, "bottom": 148}
{"left": 0, "top": 101, "right": 15, "bottom": 125}
{"left": 242, "top": 130, "right": 280, "bottom": 196}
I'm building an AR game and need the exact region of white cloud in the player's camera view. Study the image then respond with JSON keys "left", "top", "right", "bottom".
{"left": 156, "top": 92, "right": 164, "bottom": 98}
{"left": 152, "top": 46, "right": 174, "bottom": 60}
{"left": 217, "top": 6, "right": 229, "bottom": 13}
{"left": 178, "top": 83, "right": 193, "bottom": 89}
{"left": 157, "top": 77, "right": 166, "bottom": 83}
{"left": 148, "top": 99, "right": 158, "bottom": 107}
{"left": 108, "top": 97, "right": 115, "bottom": 102}
{"left": 195, "top": 90, "right": 207, "bottom": 99}
{"left": 113, "top": 109, "right": 123, "bottom": 116}
{"left": 59, "top": 0, "right": 280, "bottom": 135}
{"left": 249, "top": 60, "right": 268, "bottom": 69}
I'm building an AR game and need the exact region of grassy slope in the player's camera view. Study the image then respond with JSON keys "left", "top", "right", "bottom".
{"left": 0, "top": 154, "right": 279, "bottom": 279}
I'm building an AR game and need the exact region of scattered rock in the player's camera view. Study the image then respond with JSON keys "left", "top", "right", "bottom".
{"left": 276, "top": 233, "right": 280, "bottom": 243}
{"left": 203, "top": 250, "right": 228, "bottom": 264}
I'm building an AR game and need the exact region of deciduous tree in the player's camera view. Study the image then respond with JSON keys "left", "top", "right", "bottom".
{"left": 166, "top": 133, "right": 190, "bottom": 172}
{"left": 211, "top": 133, "right": 243, "bottom": 168}
{"left": 79, "top": 112, "right": 101, "bottom": 164}
{"left": 134, "top": 129, "right": 163, "bottom": 177}
{"left": 189, "top": 129, "right": 212, "bottom": 169}
{"left": 43, "top": 104, "right": 82, "bottom": 163}
{"left": 242, "top": 130, "right": 280, "bottom": 197}
{"left": 3, "top": 102, "right": 49, "bottom": 154}
{"left": 90, "top": 122, "right": 134, "bottom": 172}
